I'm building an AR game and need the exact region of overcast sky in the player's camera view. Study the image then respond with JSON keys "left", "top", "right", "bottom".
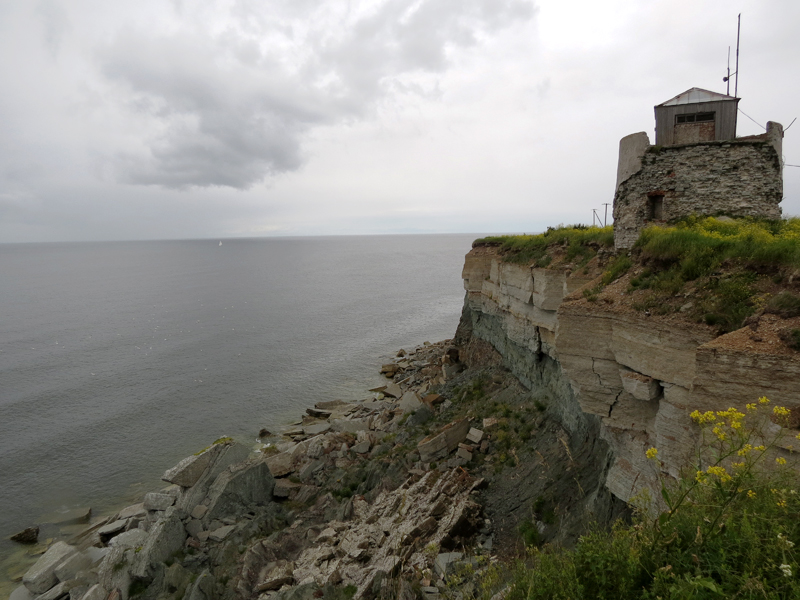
{"left": 1, "top": 0, "right": 798, "bottom": 242}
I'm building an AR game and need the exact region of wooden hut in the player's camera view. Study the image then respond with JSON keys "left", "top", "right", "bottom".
{"left": 654, "top": 87, "right": 739, "bottom": 146}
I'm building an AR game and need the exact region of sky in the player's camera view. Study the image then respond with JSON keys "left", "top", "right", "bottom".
{"left": 0, "top": 0, "right": 798, "bottom": 243}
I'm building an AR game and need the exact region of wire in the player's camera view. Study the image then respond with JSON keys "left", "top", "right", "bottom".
{"left": 785, "top": 117, "right": 797, "bottom": 132}
{"left": 738, "top": 108, "right": 765, "bottom": 130}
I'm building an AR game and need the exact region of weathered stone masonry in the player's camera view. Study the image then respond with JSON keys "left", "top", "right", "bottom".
{"left": 613, "top": 122, "right": 784, "bottom": 249}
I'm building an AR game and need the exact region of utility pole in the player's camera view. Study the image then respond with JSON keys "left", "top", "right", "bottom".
{"left": 602, "top": 203, "right": 611, "bottom": 226}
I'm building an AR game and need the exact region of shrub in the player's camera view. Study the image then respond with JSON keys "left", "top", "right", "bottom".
{"left": 507, "top": 398, "right": 800, "bottom": 599}
{"left": 766, "top": 292, "right": 800, "bottom": 318}
{"left": 474, "top": 225, "right": 613, "bottom": 266}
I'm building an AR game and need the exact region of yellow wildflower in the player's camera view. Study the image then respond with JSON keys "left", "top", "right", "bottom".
{"left": 777, "top": 457, "right": 788, "bottom": 465}
{"left": 706, "top": 466, "right": 732, "bottom": 482}
{"left": 690, "top": 410, "right": 716, "bottom": 425}
{"left": 759, "top": 396, "right": 771, "bottom": 405}
{"left": 747, "top": 490, "right": 757, "bottom": 499}
{"left": 774, "top": 406, "right": 791, "bottom": 417}
{"left": 746, "top": 403, "right": 757, "bottom": 412}
{"left": 778, "top": 500, "right": 788, "bottom": 508}
{"left": 646, "top": 447, "right": 658, "bottom": 460}
{"left": 738, "top": 444, "right": 754, "bottom": 456}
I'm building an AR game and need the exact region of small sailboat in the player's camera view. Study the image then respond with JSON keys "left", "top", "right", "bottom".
{"left": 219, "top": 240, "right": 222, "bottom": 247}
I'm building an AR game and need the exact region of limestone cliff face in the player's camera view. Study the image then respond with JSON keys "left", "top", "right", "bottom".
{"left": 457, "top": 245, "right": 800, "bottom": 505}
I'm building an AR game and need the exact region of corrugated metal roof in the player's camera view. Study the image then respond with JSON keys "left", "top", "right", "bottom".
{"left": 657, "top": 87, "right": 738, "bottom": 107}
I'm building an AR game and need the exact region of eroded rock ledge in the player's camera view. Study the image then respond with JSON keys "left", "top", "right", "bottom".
{"left": 459, "top": 245, "right": 800, "bottom": 505}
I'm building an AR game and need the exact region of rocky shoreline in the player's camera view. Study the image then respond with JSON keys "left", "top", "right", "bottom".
{"left": 7, "top": 340, "right": 529, "bottom": 600}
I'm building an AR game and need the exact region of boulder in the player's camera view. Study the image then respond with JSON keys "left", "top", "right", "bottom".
{"left": 208, "top": 525, "right": 235, "bottom": 542}
{"left": 97, "top": 520, "right": 128, "bottom": 543}
{"left": 176, "top": 442, "right": 251, "bottom": 514}
{"left": 143, "top": 493, "right": 175, "bottom": 512}
{"left": 273, "top": 479, "right": 302, "bottom": 499}
{"left": 351, "top": 441, "right": 371, "bottom": 454}
{"left": 380, "top": 364, "right": 400, "bottom": 377}
{"left": 417, "top": 419, "right": 471, "bottom": 463}
{"left": 383, "top": 382, "right": 402, "bottom": 399}
{"left": 108, "top": 529, "right": 148, "bottom": 549}
{"left": 434, "top": 552, "right": 463, "bottom": 578}
{"left": 10, "top": 526, "right": 39, "bottom": 544}
{"left": 303, "top": 422, "right": 331, "bottom": 436}
{"left": 203, "top": 460, "right": 275, "bottom": 523}
{"left": 466, "top": 428, "right": 484, "bottom": 444}
{"left": 330, "top": 419, "right": 369, "bottom": 434}
{"left": 255, "top": 561, "right": 295, "bottom": 592}
{"left": 456, "top": 447, "right": 473, "bottom": 461}
{"left": 130, "top": 513, "right": 187, "bottom": 580}
{"left": 266, "top": 452, "right": 294, "bottom": 478}
{"left": 33, "top": 581, "right": 74, "bottom": 600}
{"left": 422, "top": 394, "right": 444, "bottom": 407}
{"left": 162, "top": 448, "right": 216, "bottom": 488}
{"left": 97, "top": 547, "right": 131, "bottom": 600}
{"left": 306, "top": 407, "right": 333, "bottom": 419}
{"left": 23, "top": 541, "right": 77, "bottom": 594}
{"left": 314, "top": 400, "right": 347, "bottom": 410}
{"left": 9, "top": 586, "right": 33, "bottom": 600}
{"left": 116, "top": 504, "right": 146, "bottom": 520}
{"left": 54, "top": 551, "right": 92, "bottom": 582}
{"left": 399, "top": 391, "right": 423, "bottom": 414}
{"left": 79, "top": 585, "right": 107, "bottom": 600}
{"left": 184, "top": 570, "right": 215, "bottom": 600}
{"left": 185, "top": 519, "right": 204, "bottom": 539}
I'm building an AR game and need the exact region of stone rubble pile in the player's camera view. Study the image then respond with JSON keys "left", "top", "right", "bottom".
{"left": 10, "top": 340, "right": 494, "bottom": 600}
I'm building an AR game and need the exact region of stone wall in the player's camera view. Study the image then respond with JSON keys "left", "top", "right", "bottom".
{"left": 612, "top": 122, "right": 784, "bottom": 250}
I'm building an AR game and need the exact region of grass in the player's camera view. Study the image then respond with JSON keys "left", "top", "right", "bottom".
{"left": 635, "top": 216, "right": 800, "bottom": 273}
{"left": 475, "top": 225, "right": 613, "bottom": 266}
{"left": 505, "top": 399, "right": 800, "bottom": 600}
{"left": 625, "top": 217, "right": 800, "bottom": 332}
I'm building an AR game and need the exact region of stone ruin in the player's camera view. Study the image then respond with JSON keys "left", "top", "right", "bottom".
{"left": 612, "top": 87, "right": 784, "bottom": 250}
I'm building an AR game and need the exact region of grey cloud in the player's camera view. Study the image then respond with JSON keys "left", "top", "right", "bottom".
{"left": 36, "top": 0, "right": 69, "bottom": 58}
{"left": 100, "top": 0, "right": 536, "bottom": 189}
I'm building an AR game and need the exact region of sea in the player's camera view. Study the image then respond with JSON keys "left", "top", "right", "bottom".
{"left": 0, "top": 233, "right": 480, "bottom": 590}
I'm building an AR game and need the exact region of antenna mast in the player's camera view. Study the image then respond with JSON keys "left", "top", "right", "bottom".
{"left": 723, "top": 14, "right": 741, "bottom": 97}
{"left": 735, "top": 13, "right": 740, "bottom": 97}
{"left": 726, "top": 46, "right": 731, "bottom": 96}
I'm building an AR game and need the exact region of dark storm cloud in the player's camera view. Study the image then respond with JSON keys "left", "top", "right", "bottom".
{"left": 100, "top": 0, "right": 536, "bottom": 190}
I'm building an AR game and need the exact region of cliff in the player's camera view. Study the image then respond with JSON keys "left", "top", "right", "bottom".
{"left": 11, "top": 224, "right": 800, "bottom": 600}
{"left": 457, "top": 239, "right": 800, "bottom": 506}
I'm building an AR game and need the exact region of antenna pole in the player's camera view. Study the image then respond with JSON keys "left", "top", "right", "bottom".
{"left": 734, "top": 13, "right": 740, "bottom": 97}
{"left": 602, "top": 203, "right": 611, "bottom": 227}
{"left": 726, "top": 46, "right": 731, "bottom": 96}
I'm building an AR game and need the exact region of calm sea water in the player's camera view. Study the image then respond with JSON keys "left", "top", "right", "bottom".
{"left": 0, "top": 234, "right": 477, "bottom": 572}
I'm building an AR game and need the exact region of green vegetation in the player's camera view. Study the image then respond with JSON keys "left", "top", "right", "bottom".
{"left": 766, "top": 292, "right": 800, "bottom": 319}
{"left": 505, "top": 399, "right": 800, "bottom": 600}
{"left": 627, "top": 217, "right": 800, "bottom": 332}
{"left": 636, "top": 217, "right": 800, "bottom": 271}
{"left": 475, "top": 225, "right": 613, "bottom": 267}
